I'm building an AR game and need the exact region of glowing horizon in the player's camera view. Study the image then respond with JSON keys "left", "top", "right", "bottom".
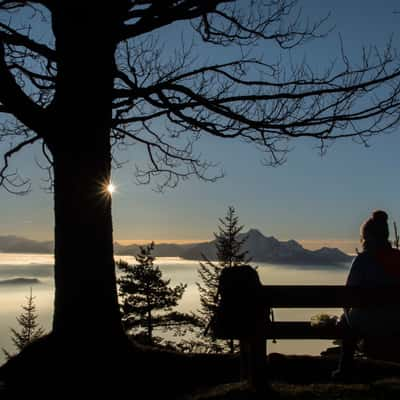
{"left": 115, "top": 237, "right": 359, "bottom": 254}
{"left": 115, "top": 238, "right": 209, "bottom": 245}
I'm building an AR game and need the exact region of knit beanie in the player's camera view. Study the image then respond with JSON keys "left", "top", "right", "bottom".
{"left": 361, "top": 210, "right": 389, "bottom": 245}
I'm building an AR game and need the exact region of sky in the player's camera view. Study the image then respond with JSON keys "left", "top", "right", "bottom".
{"left": 1, "top": 1, "right": 400, "bottom": 255}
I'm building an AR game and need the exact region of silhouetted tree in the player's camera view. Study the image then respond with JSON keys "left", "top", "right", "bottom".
{"left": 0, "top": 0, "right": 400, "bottom": 368}
{"left": 117, "top": 242, "right": 195, "bottom": 346}
{"left": 2, "top": 288, "right": 44, "bottom": 359}
{"left": 197, "top": 206, "right": 251, "bottom": 353}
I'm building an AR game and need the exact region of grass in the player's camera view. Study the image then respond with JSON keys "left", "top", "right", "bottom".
{"left": 188, "top": 379, "right": 400, "bottom": 400}
{"left": 2, "top": 337, "right": 400, "bottom": 399}
{"left": 186, "top": 354, "right": 400, "bottom": 400}
{"left": 275, "top": 380, "right": 400, "bottom": 400}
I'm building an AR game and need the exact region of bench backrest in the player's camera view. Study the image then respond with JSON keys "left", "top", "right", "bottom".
{"left": 260, "top": 285, "right": 400, "bottom": 308}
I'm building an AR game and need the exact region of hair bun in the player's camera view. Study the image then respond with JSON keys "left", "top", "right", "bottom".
{"left": 372, "top": 210, "right": 388, "bottom": 223}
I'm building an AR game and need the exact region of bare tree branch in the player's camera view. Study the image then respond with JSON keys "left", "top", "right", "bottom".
{"left": 0, "top": 40, "right": 50, "bottom": 137}
{"left": 0, "top": 0, "right": 52, "bottom": 14}
{"left": 0, "top": 22, "right": 56, "bottom": 61}
{"left": 1, "top": 1, "right": 400, "bottom": 191}
{"left": 112, "top": 124, "right": 223, "bottom": 191}
{"left": 110, "top": 25, "right": 400, "bottom": 173}
{"left": 0, "top": 135, "right": 40, "bottom": 194}
{"left": 9, "top": 62, "right": 55, "bottom": 90}
{"left": 121, "top": 1, "right": 232, "bottom": 41}
{"left": 194, "top": 0, "right": 331, "bottom": 48}
{"left": 34, "top": 141, "right": 53, "bottom": 193}
{"left": 113, "top": 57, "right": 400, "bottom": 136}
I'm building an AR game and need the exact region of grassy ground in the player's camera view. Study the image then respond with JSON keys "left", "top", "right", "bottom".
{"left": 2, "top": 340, "right": 400, "bottom": 399}
{"left": 278, "top": 381, "right": 400, "bottom": 399}
{"left": 188, "top": 353, "right": 400, "bottom": 400}
{"left": 189, "top": 379, "right": 400, "bottom": 400}
{"left": 275, "top": 379, "right": 400, "bottom": 400}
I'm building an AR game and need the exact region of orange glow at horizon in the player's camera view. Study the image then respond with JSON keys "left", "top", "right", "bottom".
{"left": 115, "top": 239, "right": 207, "bottom": 245}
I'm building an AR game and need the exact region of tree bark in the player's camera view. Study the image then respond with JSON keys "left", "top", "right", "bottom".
{"left": 52, "top": 149, "right": 123, "bottom": 342}
{"left": 148, "top": 308, "right": 153, "bottom": 344}
{"left": 49, "top": 4, "right": 125, "bottom": 344}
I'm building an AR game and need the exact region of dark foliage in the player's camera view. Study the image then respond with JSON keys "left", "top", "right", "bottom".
{"left": 2, "top": 288, "right": 44, "bottom": 359}
{"left": 117, "top": 242, "right": 196, "bottom": 346}
{"left": 197, "top": 206, "right": 251, "bottom": 353}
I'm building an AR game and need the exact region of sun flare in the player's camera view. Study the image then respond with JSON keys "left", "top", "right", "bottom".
{"left": 107, "top": 183, "right": 115, "bottom": 194}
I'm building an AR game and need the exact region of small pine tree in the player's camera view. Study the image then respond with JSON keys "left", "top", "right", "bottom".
{"left": 117, "top": 242, "right": 195, "bottom": 346}
{"left": 2, "top": 288, "right": 45, "bottom": 359}
{"left": 197, "top": 206, "right": 251, "bottom": 353}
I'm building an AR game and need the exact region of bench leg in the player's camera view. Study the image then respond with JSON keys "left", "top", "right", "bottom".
{"left": 240, "top": 335, "right": 267, "bottom": 393}
{"left": 240, "top": 339, "right": 249, "bottom": 381}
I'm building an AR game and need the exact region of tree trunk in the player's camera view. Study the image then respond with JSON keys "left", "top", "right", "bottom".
{"left": 148, "top": 308, "right": 153, "bottom": 344}
{"left": 52, "top": 150, "right": 123, "bottom": 342}
{"left": 49, "top": 4, "right": 126, "bottom": 345}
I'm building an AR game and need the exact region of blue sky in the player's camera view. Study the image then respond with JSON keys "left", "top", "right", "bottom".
{"left": 1, "top": 1, "right": 400, "bottom": 254}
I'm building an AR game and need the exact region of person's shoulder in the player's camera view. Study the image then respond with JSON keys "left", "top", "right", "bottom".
{"left": 351, "top": 251, "right": 371, "bottom": 264}
{"left": 346, "top": 252, "right": 371, "bottom": 286}
{"left": 349, "top": 252, "right": 377, "bottom": 272}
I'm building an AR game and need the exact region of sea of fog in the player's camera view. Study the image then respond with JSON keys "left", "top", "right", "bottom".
{"left": 0, "top": 253, "right": 351, "bottom": 365}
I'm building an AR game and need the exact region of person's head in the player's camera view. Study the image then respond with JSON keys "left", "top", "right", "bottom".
{"left": 360, "top": 210, "right": 391, "bottom": 252}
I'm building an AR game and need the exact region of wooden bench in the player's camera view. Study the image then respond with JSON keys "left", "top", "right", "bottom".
{"left": 214, "top": 267, "right": 400, "bottom": 392}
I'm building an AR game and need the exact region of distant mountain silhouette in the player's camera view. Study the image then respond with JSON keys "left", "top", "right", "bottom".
{"left": 0, "top": 235, "right": 196, "bottom": 258}
{"left": 181, "top": 229, "right": 352, "bottom": 265}
{"left": 113, "top": 242, "right": 190, "bottom": 257}
{"left": 0, "top": 235, "right": 53, "bottom": 253}
{"left": 0, "top": 230, "right": 352, "bottom": 265}
{"left": 0, "top": 278, "right": 40, "bottom": 286}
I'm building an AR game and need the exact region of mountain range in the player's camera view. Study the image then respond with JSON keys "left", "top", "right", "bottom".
{"left": 179, "top": 229, "right": 352, "bottom": 265}
{"left": 0, "top": 230, "right": 352, "bottom": 265}
{"left": 0, "top": 235, "right": 53, "bottom": 254}
{"left": 0, "top": 278, "right": 41, "bottom": 286}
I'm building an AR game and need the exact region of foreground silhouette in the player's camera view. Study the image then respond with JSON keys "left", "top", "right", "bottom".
{"left": 0, "top": 334, "right": 241, "bottom": 398}
{"left": 333, "top": 210, "right": 400, "bottom": 379}
{"left": 3, "top": 338, "right": 400, "bottom": 399}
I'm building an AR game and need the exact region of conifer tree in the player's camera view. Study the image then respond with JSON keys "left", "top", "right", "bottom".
{"left": 197, "top": 206, "right": 251, "bottom": 353}
{"left": 117, "top": 242, "right": 194, "bottom": 346}
{"left": 2, "top": 288, "right": 45, "bottom": 359}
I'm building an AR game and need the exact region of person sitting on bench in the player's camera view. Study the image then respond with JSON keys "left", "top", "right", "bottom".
{"left": 333, "top": 210, "right": 400, "bottom": 379}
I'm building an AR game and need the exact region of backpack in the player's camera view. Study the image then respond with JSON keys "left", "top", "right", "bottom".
{"left": 206, "top": 265, "right": 267, "bottom": 339}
